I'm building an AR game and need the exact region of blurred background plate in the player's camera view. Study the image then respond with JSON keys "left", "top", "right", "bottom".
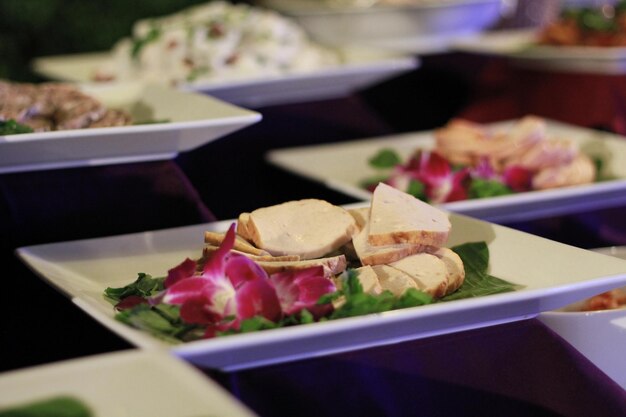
{"left": 0, "top": 350, "right": 256, "bottom": 417}
{"left": 33, "top": 48, "right": 419, "bottom": 108}
{"left": 258, "top": 0, "right": 504, "bottom": 53}
{"left": 539, "top": 246, "right": 626, "bottom": 390}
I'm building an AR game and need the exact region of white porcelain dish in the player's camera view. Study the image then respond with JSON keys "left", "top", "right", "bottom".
{"left": 32, "top": 48, "right": 419, "bottom": 108}
{"left": 453, "top": 28, "right": 626, "bottom": 75}
{"left": 0, "top": 83, "right": 261, "bottom": 174}
{"left": 539, "top": 246, "right": 626, "bottom": 390}
{"left": 266, "top": 119, "right": 626, "bottom": 223}
{"left": 0, "top": 350, "right": 256, "bottom": 416}
{"left": 258, "top": 0, "right": 502, "bottom": 53}
{"left": 15, "top": 207, "right": 626, "bottom": 371}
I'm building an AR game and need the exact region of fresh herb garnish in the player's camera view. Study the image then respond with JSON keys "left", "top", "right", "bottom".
{"left": 368, "top": 148, "right": 402, "bottom": 168}
{"left": 131, "top": 25, "right": 161, "bottom": 59}
{"left": 104, "top": 272, "right": 164, "bottom": 304}
{"left": 468, "top": 178, "right": 513, "bottom": 199}
{"left": 0, "top": 119, "right": 34, "bottom": 135}
{"left": 0, "top": 396, "right": 93, "bottom": 417}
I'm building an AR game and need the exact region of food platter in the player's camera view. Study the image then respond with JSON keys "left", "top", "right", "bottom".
{"left": 32, "top": 48, "right": 419, "bottom": 107}
{"left": 266, "top": 119, "right": 626, "bottom": 223}
{"left": 0, "top": 350, "right": 255, "bottom": 416}
{"left": 258, "top": 0, "right": 503, "bottom": 54}
{"left": 0, "top": 83, "right": 261, "bottom": 174}
{"left": 16, "top": 207, "right": 626, "bottom": 371}
{"left": 452, "top": 28, "right": 626, "bottom": 75}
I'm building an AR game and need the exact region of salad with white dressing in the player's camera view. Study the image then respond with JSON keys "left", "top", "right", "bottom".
{"left": 94, "top": 1, "right": 341, "bottom": 85}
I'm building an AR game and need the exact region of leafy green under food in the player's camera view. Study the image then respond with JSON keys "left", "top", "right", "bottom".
{"left": 0, "top": 396, "right": 93, "bottom": 417}
{"left": 368, "top": 148, "right": 401, "bottom": 168}
{"left": 468, "top": 178, "right": 513, "bottom": 199}
{"left": 105, "top": 242, "right": 522, "bottom": 343}
{"left": 0, "top": 119, "right": 34, "bottom": 135}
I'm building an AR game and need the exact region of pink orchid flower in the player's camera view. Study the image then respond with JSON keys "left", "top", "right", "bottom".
{"left": 157, "top": 223, "right": 335, "bottom": 338}
{"left": 398, "top": 150, "right": 470, "bottom": 204}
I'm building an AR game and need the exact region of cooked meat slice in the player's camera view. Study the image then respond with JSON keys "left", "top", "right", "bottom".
{"left": 204, "top": 230, "right": 269, "bottom": 256}
{"left": 88, "top": 109, "right": 132, "bottom": 128}
{"left": 388, "top": 252, "right": 449, "bottom": 298}
{"left": 202, "top": 245, "right": 300, "bottom": 262}
{"left": 432, "top": 247, "right": 465, "bottom": 295}
{"left": 371, "top": 264, "right": 419, "bottom": 297}
{"left": 255, "top": 254, "right": 347, "bottom": 277}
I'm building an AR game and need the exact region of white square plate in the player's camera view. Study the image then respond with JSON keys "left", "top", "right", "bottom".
{"left": 0, "top": 350, "right": 255, "bottom": 416}
{"left": 0, "top": 83, "right": 261, "bottom": 174}
{"left": 267, "top": 119, "right": 626, "bottom": 223}
{"left": 15, "top": 209, "right": 626, "bottom": 371}
{"left": 32, "top": 48, "right": 419, "bottom": 108}
{"left": 453, "top": 28, "right": 626, "bottom": 75}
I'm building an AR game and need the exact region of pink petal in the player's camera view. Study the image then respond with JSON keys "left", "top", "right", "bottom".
{"left": 419, "top": 151, "right": 452, "bottom": 182}
{"left": 444, "top": 169, "right": 471, "bottom": 202}
{"left": 164, "top": 258, "right": 198, "bottom": 288}
{"left": 162, "top": 277, "right": 211, "bottom": 305}
{"left": 202, "top": 223, "right": 236, "bottom": 280}
{"left": 179, "top": 299, "right": 222, "bottom": 325}
{"left": 473, "top": 157, "right": 497, "bottom": 180}
{"left": 115, "top": 295, "right": 148, "bottom": 311}
{"left": 235, "top": 277, "right": 282, "bottom": 322}
{"left": 224, "top": 254, "right": 269, "bottom": 288}
{"left": 503, "top": 165, "right": 534, "bottom": 192}
{"left": 270, "top": 266, "right": 335, "bottom": 318}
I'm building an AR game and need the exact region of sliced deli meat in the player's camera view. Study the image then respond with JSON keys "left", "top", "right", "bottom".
{"left": 204, "top": 231, "right": 270, "bottom": 256}
{"left": 371, "top": 264, "right": 419, "bottom": 297}
{"left": 389, "top": 253, "right": 449, "bottom": 298}
{"left": 255, "top": 254, "right": 347, "bottom": 278}
{"left": 368, "top": 182, "right": 451, "bottom": 247}
{"left": 240, "top": 199, "right": 357, "bottom": 259}
{"left": 432, "top": 247, "right": 465, "bottom": 294}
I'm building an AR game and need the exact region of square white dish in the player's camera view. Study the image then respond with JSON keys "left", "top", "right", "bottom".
{"left": 258, "top": 0, "right": 502, "bottom": 54}
{"left": 267, "top": 119, "right": 626, "bottom": 223}
{"left": 453, "top": 28, "right": 626, "bottom": 75}
{"left": 15, "top": 209, "right": 626, "bottom": 371}
{"left": 0, "top": 350, "right": 256, "bottom": 417}
{"left": 0, "top": 83, "right": 261, "bottom": 174}
{"left": 32, "top": 48, "right": 419, "bottom": 108}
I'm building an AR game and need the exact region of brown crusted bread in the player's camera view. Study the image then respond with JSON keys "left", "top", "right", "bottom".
{"left": 350, "top": 206, "right": 434, "bottom": 265}
{"left": 236, "top": 212, "right": 253, "bottom": 241}
{"left": 432, "top": 247, "right": 465, "bottom": 294}
{"left": 243, "top": 199, "right": 357, "bottom": 260}
{"left": 204, "top": 231, "right": 269, "bottom": 256}
{"left": 388, "top": 253, "right": 449, "bottom": 298}
{"left": 255, "top": 254, "right": 347, "bottom": 277}
{"left": 368, "top": 182, "right": 450, "bottom": 247}
{"left": 202, "top": 245, "right": 300, "bottom": 262}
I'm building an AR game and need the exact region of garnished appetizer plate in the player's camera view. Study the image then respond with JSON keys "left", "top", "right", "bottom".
{"left": 0, "top": 82, "right": 261, "bottom": 174}
{"left": 16, "top": 203, "right": 626, "bottom": 371}
{"left": 452, "top": 28, "right": 626, "bottom": 75}
{"left": 32, "top": 49, "right": 418, "bottom": 108}
{"left": 0, "top": 350, "right": 256, "bottom": 417}
{"left": 267, "top": 118, "right": 626, "bottom": 223}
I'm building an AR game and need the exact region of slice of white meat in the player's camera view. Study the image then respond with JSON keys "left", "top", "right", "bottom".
{"left": 388, "top": 253, "right": 449, "bottom": 298}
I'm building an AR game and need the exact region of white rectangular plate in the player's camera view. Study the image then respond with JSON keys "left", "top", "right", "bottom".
{"left": 267, "top": 119, "right": 626, "bottom": 223}
{"left": 453, "top": 28, "right": 626, "bottom": 74}
{"left": 0, "top": 350, "right": 255, "bottom": 416}
{"left": 33, "top": 48, "right": 419, "bottom": 108}
{"left": 0, "top": 83, "right": 261, "bottom": 174}
{"left": 15, "top": 210, "right": 626, "bottom": 371}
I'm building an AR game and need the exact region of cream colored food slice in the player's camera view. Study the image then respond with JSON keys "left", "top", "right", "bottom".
{"left": 371, "top": 264, "right": 419, "bottom": 297}
{"left": 204, "top": 231, "right": 269, "bottom": 256}
{"left": 202, "top": 245, "right": 300, "bottom": 262}
{"left": 245, "top": 199, "right": 357, "bottom": 259}
{"left": 389, "top": 252, "right": 449, "bottom": 298}
{"left": 332, "top": 265, "right": 383, "bottom": 309}
{"left": 432, "top": 247, "right": 465, "bottom": 295}
{"left": 352, "top": 212, "right": 432, "bottom": 265}
{"left": 255, "top": 254, "right": 347, "bottom": 277}
{"left": 368, "top": 182, "right": 451, "bottom": 247}
{"left": 348, "top": 207, "right": 370, "bottom": 231}
{"left": 236, "top": 212, "right": 253, "bottom": 241}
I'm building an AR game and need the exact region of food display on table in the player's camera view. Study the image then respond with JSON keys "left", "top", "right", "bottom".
{"left": 0, "top": 80, "right": 133, "bottom": 134}
{"left": 362, "top": 115, "right": 598, "bottom": 204}
{"left": 93, "top": 1, "right": 340, "bottom": 86}
{"left": 104, "top": 183, "right": 519, "bottom": 343}
{"left": 538, "top": 1, "right": 626, "bottom": 47}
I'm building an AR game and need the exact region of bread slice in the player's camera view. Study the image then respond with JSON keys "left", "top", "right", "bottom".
{"left": 255, "top": 254, "right": 347, "bottom": 277}
{"left": 368, "top": 182, "right": 451, "bottom": 247}
{"left": 202, "top": 245, "right": 300, "bottom": 263}
{"left": 350, "top": 206, "right": 434, "bottom": 265}
{"left": 204, "top": 231, "right": 269, "bottom": 256}
{"left": 432, "top": 247, "right": 465, "bottom": 295}
{"left": 371, "top": 264, "right": 419, "bottom": 297}
{"left": 388, "top": 253, "right": 449, "bottom": 298}
{"left": 243, "top": 199, "right": 357, "bottom": 260}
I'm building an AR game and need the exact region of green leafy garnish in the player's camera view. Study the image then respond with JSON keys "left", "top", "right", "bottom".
{"left": 0, "top": 396, "right": 92, "bottom": 417}
{"left": 406, "top": 179, "right": 426, "bottom": 200}
{"left": 0, "top": 119, "right": 34, "bottom": 135}
{"left": 441, "top": 242, "right": 523, "bottom": 301}
{"left": 115, "top": 303, "right": 204, "bottom": 343}
{"left": 104, "top": 273, "right": 164, "bottom": 304}
{"left": 131, "top": 26, "right": 161, "bottom": 59}
{"left": 468, "top": 178, "right": 513, "bottom": 199}
{"left": 132, "top": 118, "right": 170, "bottom": 125}
{"left": 368, "top": 148, "right": 402, "bottom": 169}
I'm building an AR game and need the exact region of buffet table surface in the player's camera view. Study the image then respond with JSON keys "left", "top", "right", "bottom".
{"left": 1, "top": 54, "right": 626, "bottom": 416}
